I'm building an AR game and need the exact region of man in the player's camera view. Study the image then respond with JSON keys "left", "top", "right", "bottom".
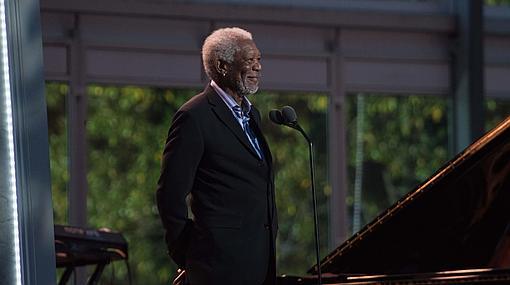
{"left": 156, "top": 27, "right": 277, "bottom": 285}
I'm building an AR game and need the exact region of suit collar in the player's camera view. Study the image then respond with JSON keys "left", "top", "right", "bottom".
{"left": 205, "top": 86, "right": 263, "bottom": 160}
{"left": 210, "top": 80, "right": 253, "bottom": 114}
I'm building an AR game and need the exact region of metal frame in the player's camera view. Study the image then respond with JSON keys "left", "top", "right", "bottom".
{"left": 451, "top": 0, "right": 485, "bottom": 153}
{"left": 0, "top": 0, "right": 56, "bottom": 284}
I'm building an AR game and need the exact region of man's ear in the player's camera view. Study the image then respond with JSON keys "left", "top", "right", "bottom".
{"left": 216, "top": 60, "right": 228, "bottom": 77}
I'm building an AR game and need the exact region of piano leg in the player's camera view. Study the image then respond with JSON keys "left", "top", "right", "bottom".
{"left": 87, "top": 261, "right": 108, "bottom": 285}
{"left": 58, "top": 267, "right": 74, "bottom": 285}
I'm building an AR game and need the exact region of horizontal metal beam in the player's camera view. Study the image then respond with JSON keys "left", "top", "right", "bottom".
{"left": 40, "top": 0, "right": 454, "bottom": 33}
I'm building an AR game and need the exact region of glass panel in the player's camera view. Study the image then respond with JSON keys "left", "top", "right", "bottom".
{"left": 486, "top": 98, "right": 510, "bottom": 130}
{"left": 86, "top": 85, "right": 196, "bottom": 283}
{"left": 346, "top": 94, "right": 448, "bottom": 235}
{"left": 251, "top": 91, "right": 329, "bottom": 275}
{"left": 46, "top": 82, "right": 68, "bottom": 225}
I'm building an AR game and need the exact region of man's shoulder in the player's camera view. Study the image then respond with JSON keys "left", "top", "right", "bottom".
{"left": 178, "top": 90, "right": 210, "bottom": 114}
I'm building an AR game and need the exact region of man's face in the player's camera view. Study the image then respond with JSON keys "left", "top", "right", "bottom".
{"left": 228, "top": 39, "right": 262, "bottom": 96}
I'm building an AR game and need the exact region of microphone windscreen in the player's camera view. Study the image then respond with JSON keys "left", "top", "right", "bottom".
{"left": 281, "top": 106, "right": 297, "bottom": 124}
{"left": 269, "top": 109, "right": 284, "bottom": 125}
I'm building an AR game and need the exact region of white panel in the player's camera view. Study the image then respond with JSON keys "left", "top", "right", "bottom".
{"left": 42, "top": 45, "right": 68, "bottom": 76}
{"left": 86, "top": 49, "right": 202, "bottom": 85}
{"left": 341, "top": 29, "right": 449, "bottom": 61}
{"left": 81, "top": 15, "right": 210, "bottom": 51}
{"left": 217, "top": 22, "right": 335, "bottom": 55}
{"left": 260, "top": 57, "right": 328, "bottom": 91}
{"left": 486, "top": 66, "right": 510, "bottom": 98}
{"left": 40, "top": 12, "right": 74, "bottom": 41}
{"left": 485, "top": 36, "right": 510, "bottom": 65}
{"left": 344, "top": 60, "right": 449, "bottom": 94}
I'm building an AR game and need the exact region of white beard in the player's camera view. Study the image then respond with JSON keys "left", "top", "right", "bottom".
{"left": 236, "top": 79, "right": 259, "bottom": 96}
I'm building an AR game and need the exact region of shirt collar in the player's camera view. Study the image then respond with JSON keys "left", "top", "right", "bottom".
{"left": 210, "top": 80, "right": 252, "bottom": 114}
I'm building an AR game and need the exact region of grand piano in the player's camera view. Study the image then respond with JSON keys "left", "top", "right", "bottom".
{"left": 278, "top": 115, "right": 510, "bottom": 284}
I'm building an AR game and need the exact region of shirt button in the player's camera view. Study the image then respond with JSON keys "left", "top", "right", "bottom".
{"left": 264, "top": 224, "right": 270, "bottom": 230}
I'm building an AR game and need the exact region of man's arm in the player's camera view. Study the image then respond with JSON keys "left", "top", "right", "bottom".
{"left": 156, "top": 109, "right": 203, "bottom": 267}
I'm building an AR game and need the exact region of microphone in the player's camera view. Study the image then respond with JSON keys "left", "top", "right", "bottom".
{"left": 268, "top": 106, "right": 322, "bottom": 285}
{"left": 281, "top": 106, "right": 297, "bottom": 125}
{"left": 269, "top": 109, "right": 284, "bottom": 125}
{"left": 269, "top": 106, "right": 301, "bottom": 131}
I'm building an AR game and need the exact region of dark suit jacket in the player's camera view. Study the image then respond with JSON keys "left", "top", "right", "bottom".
{"left": 156, "top": 85, "right": 277, "bottom": 285}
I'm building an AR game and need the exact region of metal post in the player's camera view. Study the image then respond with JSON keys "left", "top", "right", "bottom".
{"left": 451, "top": 0, "right": 485, "bottom": 154}
{"left": 68, "top": 14, "right": 88, "bottom": 228}
{"left": 68, "top": 14, "right": 88, "bottom": 285}
{"left": 0, "top": 0, "right": 56, "bottom": 284}
{"left": 329, "top": 28, "right": 348, "bottom": 248}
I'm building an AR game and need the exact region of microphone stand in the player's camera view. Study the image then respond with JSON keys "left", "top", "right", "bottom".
{"left": 288, "top": 123, "right": 322, "bottom": 285}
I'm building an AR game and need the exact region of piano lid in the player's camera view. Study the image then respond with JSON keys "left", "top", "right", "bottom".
{"left": 310, "top": 115, "right": 510, "bottom": 275}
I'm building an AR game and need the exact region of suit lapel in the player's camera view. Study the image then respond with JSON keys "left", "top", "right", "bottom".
{"left": 249, "top": 109, "right": 273, "bottom": 166}
{"left": 249, "top": 108, "right": 276, "bottom": 224}
{"left": 205, "top": 86, "right": 261, "bottom": 160}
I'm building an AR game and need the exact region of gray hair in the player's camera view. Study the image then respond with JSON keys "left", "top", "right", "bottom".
{"left": 202, "top": 27, "right": 253, "bottom": 81}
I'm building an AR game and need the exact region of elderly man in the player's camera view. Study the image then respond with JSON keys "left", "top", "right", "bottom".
{"left": 156, "top": 27, "right": 277, "bottom": 285}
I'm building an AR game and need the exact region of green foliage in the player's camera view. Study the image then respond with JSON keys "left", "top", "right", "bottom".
{"left": 485, "top": 0, "right": 510, "bottom": 5}
{"left": 345, "top": 94, "right": 510, "bottom": 235}
{"left": 86, "top": 86, "right": 196, "bottom": 284}
{"left": 486, "top": 99, "right": 510, "bottom": 130}
{"left": 345, "top": 94, "right": 449, "bottom": 232}
{"left": 46, "top": 82, "right": 69, "bottom": 225}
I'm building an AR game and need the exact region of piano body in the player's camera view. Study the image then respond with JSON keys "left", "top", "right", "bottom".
{"left": 279, "top": 115, "right": 510, "bottom": 284}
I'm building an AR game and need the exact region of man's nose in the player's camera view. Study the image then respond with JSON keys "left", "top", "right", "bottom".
{"left": 253, "top": 60, "right": 261, "bottom": 72}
